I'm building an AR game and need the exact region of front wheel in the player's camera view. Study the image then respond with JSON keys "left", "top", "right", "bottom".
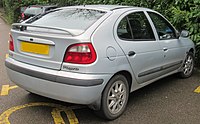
{"left": 96, "top": 74, "right": 129, "bottom": 120}
{"left": 179, "top": 52, "right": 194, "bottom": 78}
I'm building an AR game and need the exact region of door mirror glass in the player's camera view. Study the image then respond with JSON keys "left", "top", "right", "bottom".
{"left": 180, "top": 30, "right": 189, "bottom": 38}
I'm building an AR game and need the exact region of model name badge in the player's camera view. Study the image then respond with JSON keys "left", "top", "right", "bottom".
{"left": 63, "top": 66, "right": 79, "bottom": 71}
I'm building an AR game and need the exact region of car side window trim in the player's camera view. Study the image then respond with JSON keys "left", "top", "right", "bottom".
{"left": 126, "top": 16, "right": 134, "bottom": 40}
{"left": 143, "top": 11, "right": 160, "bottom": 40}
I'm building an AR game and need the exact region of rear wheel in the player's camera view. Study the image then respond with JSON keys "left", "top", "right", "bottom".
{"left": 179, "top": 52, "right": 194, "bottom": 78}
{"left": 96, "top": 74, "right": 129, "bottom": 120}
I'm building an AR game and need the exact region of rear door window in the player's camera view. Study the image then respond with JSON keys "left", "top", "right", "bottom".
{"left": 127, "top": 12, "right": 155, "bottom": 40}
{"left": 27, "top": 8, "right": 106, "bottom": 31}
{"left": 117, "top": 12, "right": 155, "bottom": 41}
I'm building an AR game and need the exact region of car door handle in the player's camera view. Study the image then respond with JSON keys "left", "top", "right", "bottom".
{"left": 128, "top": 51, "right": 136, "bottom": 56}
{"left": 163, "top": 48, "right": 168, "bottom": 51}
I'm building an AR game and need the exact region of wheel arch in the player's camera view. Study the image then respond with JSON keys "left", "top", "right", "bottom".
{"left": 89, "top": 70, "right": 133, "bottom": 111}
{"left": 110, "top": 70, "right": 133, "bottom": 92}
{"left": 189, "top": 48, "right": 194, "bottom": 54}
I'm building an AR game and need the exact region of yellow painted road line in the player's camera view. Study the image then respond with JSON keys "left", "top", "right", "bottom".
{"left": 5, "top": 54, "right": 8, "bottom": 59}
{"left": 65, "top": 109, "right": 79, "bottom": 124}
{"left": 0, "top": 85, "right": 18, "bottom": 96}
{"left": 0, "top": 102, "right": 79, "bottom": 124}
{"left": 52, "top": 108, "right": 79, "bottom": 124}
{"left": 194, "top": 86, "right": 200, "bottom": 93}
{"left": 51, "top": 108, "right": 65, "bottom": 124}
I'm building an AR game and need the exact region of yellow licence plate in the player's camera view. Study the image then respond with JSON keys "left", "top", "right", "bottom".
{"left": 20, "top": 42, "right": 49, "bottom": 55}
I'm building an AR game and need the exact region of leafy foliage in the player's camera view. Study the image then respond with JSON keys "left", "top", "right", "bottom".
{"left": 1, "top": 0, "right": 48, "bottom": 23}
{"left": 169, "top": 0, "right": 200, "bottom": 66}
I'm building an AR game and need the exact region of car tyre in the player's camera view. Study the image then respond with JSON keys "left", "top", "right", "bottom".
{"left": 96, "top": 74, "right": 129, "bottom": 120}
{"left": 179, "top": 52, "right": 194, "bottom": 78}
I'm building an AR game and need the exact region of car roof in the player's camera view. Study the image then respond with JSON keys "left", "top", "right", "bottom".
{"left": 61, "top": 5, "right": 152, "bottom": 12}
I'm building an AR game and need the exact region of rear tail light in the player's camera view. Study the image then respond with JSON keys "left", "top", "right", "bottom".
{"left": 64, "top": 43, "right": 96, "bottom": 64}
{"left": 9, "top": 33, "right": 14, "bottom": 51}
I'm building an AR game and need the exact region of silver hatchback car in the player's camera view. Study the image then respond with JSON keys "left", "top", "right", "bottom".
{"left": 5, "top": 5, "right": 195, "bottom": 120}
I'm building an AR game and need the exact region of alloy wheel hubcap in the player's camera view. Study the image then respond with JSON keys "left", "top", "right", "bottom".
{"left": 107, "top": 80, "right": 127, "bottom": 114}
{"left": 183, "top": 55, "right": 193, "bottom": 76}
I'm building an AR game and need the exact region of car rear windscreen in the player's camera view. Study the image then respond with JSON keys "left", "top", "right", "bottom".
{"left": 24, "top": 6, "right": 43, "bottom": 15}
{"left": 28, "top": 8, "right": 106, "bottom": 31}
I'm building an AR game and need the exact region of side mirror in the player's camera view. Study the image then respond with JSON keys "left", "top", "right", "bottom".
{"left": 180, "top": 30, "right": 189, "bottom": 38}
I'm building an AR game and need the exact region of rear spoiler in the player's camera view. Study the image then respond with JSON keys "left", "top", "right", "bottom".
{"left": 12, "top": 23, "right": 84, "bottom": 36}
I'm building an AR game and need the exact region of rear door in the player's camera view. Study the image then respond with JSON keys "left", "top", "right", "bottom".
{"left": 114, "top": 10, "right": 164, "bottom": 84}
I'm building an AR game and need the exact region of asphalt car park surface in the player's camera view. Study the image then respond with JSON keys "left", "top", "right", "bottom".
{"left": 1, "top": 17, "right": 200, "bottom": 124}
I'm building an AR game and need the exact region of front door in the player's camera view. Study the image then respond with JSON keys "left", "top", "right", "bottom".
{"left": 148, "top": 12, "right": 186, "bottom": 74}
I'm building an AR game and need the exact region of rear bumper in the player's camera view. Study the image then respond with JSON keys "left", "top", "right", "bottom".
{"left": 5, "top": 57, "right": 112, "bottom": 105}
{"left": 5, "top": 60, "right": 104, "bottom": 86}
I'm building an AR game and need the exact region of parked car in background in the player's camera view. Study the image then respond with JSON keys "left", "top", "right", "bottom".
{"left": 21, "top": 5, "right": 57, "bottom": 21}
{"left": 20, "top": 6, "right": 27, "bottom": 14}
{"left": 6, "top": 5, "right": 195, "bottom": 120}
